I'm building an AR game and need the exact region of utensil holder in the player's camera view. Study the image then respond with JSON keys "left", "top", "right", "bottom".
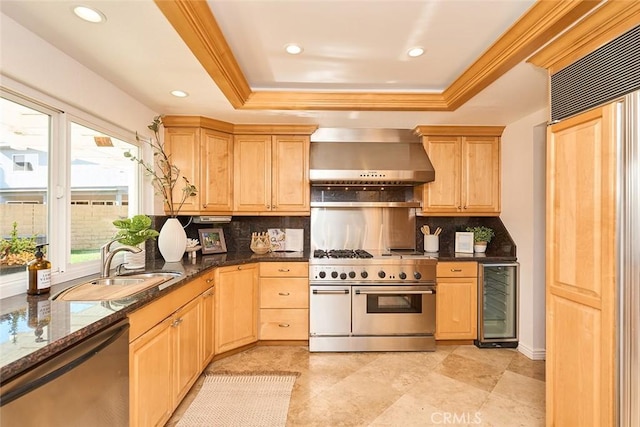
{"left": 424, "top": 235, "right": 439, "bottom": 253}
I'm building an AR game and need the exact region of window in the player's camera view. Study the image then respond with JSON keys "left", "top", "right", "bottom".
{"left": 0, "top": 92, "right": 140, "bottom": 297}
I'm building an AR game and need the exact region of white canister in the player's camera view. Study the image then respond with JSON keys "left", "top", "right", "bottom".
{"left": 424, "top": 235, "right": 439, "bottom": 253}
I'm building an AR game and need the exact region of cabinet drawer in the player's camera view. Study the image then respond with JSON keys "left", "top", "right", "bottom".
{"left": 260, "top": 278, "right": 309, "bottom": 308}
{"left": 260, "top": 262, "right": 308, "bottom": 278}
{"left": 437, "top": 261, "right": 478, "bottom": 278}
{"left": 259, "top": 309, "right": 309, "bottom": 340}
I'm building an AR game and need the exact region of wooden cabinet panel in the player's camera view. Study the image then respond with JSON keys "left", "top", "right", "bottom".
{"left": 172, "top": 297, "right": 201, "bottom": 405}
{"left": 463, "top": 136, "right": 501, "bottom": 213}
{"left": 417, "top": 127, "right": 502, "bottom": 216}
{"left": 422, "top": 136, "right": 461, "bottom": 213}
{"left": 129, "top": 318, "right": 173, "bottom": 427}
{"left": 233, "top": 135, "right": 271, "bottom": 212}
{"left": 546, "top": 104, "right": 617, "bottom": 426}
{"left": 200, "top": 286, "right": 215, "bottom": 369}
{"left": 234, "top": 135, "right": 310, "bottom": 214}
{"left": 164, "top": 126, "right": 233, "bottom": 214}
{"left": 260, "top": 278, "right": 309, "bottom": 308}
{"left": 260, "top": 261, "right": 309, "bottom": 277}
{"left": 436, "top": 261, "right": 477, "bottom": 340}
{"left": 272, "top": 135, "right": 310, "bottom": 212}
{"left": 214, "top": 264, "right": 259, "bottom": 354}
{"left": 259, "top": 309, "right": 309, "bottom": 340}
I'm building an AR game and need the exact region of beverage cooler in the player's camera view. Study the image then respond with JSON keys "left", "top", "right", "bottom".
{"left": 475, "top": 262, "right": 519, "bottom": 348}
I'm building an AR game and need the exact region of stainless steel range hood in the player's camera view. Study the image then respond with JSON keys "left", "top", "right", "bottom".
{"left": 309, "top": 128, "right": 435, "bottom": 186}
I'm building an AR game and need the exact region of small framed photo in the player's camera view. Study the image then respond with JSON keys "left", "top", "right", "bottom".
{"left": 455, "top": 232, "right": 474, "bottom": 254}
{"left": 198, "top": 228, "right": 227, "bottom": 254}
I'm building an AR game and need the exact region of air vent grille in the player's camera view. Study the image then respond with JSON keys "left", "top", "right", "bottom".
{"left": 550, "top": 24, "right": 640, "bottom": 121}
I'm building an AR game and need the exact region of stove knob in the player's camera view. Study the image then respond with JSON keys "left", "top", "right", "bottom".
{"left": 378, "top": 271, "right": 386, "bottom": 279}
{"left": 331, "top": 271, "right": 339, "bottom": 279}
{"left": 340, "top": 272, "right": 347, "bottom": 280}
{"left": 399, "top": 272, "right": 407, "bottom": 280}
{"left": 349, "top": 271, "right": 356, "bottom": 279}
{"left": 319, "top": 271, "right": 326, "bottom": 279}
{"left": 361, "top": 271, "right": 368, "bottom": 279}
{"left": 414, "top": 272, "right": 422, "bottom": 280}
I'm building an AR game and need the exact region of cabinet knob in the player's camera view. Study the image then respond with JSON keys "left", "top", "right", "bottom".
{"left": 237, "top": 266, "right": 242, "bottom": 270}
{"left": 278, "top": 268, "right": 290, "bottom": 272}
{"left": 202, "top": 204, "right": 207, "bottom": 208}
{"left": 458, "top": 206, "right": 462, "bottom": 210}
{"left": 171, "top": 318, "right": 183, "bottom": 328}
{"left": 278, "top": 323, "right": 290, "bottom": 328}
{"left": 451, "top": 268, "right": 462, "bottom": 272}
{"left": 206, "top": 278, "right": 214, "bottom": 284}
{"left": 278, "top": 292, "right": 290, "bottom": 296}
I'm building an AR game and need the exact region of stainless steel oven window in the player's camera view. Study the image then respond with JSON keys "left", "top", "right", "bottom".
{"left": 365, "top": 294, "right": 422, "bottom": 313}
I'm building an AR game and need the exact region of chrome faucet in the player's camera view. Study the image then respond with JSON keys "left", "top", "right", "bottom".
{"left": 100, "top": 239, "right": 142, "bottom": 278}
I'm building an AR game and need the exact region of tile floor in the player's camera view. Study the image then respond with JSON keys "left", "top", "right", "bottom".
{"left": 167, "top": 345, "right": 545, "bottom": 427}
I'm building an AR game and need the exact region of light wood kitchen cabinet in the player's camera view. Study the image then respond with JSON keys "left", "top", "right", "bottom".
{"left": 259, "top": 262, "right": 309, "bottom": 341}
{"left": 233, "top": 134, "right": 310, "bottom": 214}
{"left": 163, "top": 116, "right": 234, "bottom": 214}
{"left": 435, "top": 261, "right": 478, "bottom": 340}
{"left": 200, "top": 283, "right": 215, "bottom": 369}
{"left": 214, "top": 263, "right": 259, "bottom": 354}
{"left": 414, "top": 126, "right": 503, "bottom": 216}
{"left": 128, "top": 278, "right": 205, "bottom": 427}
{"left": 545, "top": 104, "right": 617, "bottom": 426}
{"left": 129, "top": 316, "right": 173, "bottom": 427}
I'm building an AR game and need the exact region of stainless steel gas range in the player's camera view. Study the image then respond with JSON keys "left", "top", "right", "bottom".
{"left": 309, "top": 249, "right": 437, "bottom": 352}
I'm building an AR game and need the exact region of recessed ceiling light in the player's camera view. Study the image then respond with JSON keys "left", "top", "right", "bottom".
{"left": 72, "top": 5, "right": 106, "bottom": 23}
{"left": 407, "top": 47, "right": 425, "bottom": 58}
{"left": 285, "top": 44, "right": 303, "bottom": 55}
{"left": 170, "top": 90, "right": 189, "bottom": 98}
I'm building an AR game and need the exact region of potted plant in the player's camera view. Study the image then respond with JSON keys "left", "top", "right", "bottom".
{"left": 113, "top": 214, "right": 159, "bottom": 269}
{"left": 124, "top": 116, "right": 198, "bottom": 262}
{"left": 466, "top": 226, "right": 494, "bottom": 253}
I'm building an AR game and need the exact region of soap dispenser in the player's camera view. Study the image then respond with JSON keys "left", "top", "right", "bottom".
{"left": 28, "top": 244, "right": 51, "bottom": 295}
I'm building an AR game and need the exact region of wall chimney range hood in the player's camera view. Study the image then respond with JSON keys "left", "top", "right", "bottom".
{"left": 309, "top": 128, "right": 435, "bottom": 186}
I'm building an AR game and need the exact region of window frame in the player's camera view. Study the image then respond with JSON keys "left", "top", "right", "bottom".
{"left": 0, "top": 87, "right": 143, "bottom": 298}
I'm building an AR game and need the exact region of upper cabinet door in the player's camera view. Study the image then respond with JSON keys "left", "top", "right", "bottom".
{"left": 271, "top": 135, "right": 310, "bottom": 213}
{"left": 422, "top": 136, "right": 462, "bottom": 214}
{"left": 233, "top": 135, "right": 271, "bottom": 212}
{"left": 164, "top": 127, "right": 200, "bottom": 214}
{"left": 200, "top": 129, "right": 233, "bottom": 212}
{"left": 462, "top": 136, "right": 500, "bottom": 213}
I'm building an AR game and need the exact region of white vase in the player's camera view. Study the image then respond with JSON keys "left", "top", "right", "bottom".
{"left": 158, "top": 218, "right": 187, "bottom": 262}
{"left": 123, "top": 246, "right": 146, "bottom": 270}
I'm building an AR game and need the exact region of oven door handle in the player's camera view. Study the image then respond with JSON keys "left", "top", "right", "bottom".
{"left": 312, "top": 289, "right": 350, "bottom": 295}
{"left": 354, "top": 289, "right": 435, "bottom": 295}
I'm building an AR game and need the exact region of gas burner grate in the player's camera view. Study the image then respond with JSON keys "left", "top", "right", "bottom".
{"left": 313, "top": 249, "right": 374, "bottom": 259}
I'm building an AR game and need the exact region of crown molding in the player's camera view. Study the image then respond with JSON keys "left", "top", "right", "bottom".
{"left": 162, "top": 115, "right": 235, "bottom": 133}
{"left": 414, "top": 125, "right": 506, "bottom": 137}
{"left": 232, "top": 124, "right": 318, "bottom": 135}
{"left": 528, "top": 0, "right": 640, "bottom": 74}
{"left": 155, "top": 0, "right": 600, "bottom": 112}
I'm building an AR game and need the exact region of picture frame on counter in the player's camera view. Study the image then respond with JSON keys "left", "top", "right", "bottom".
{"left": 454, "top": 232, "right": 474, "bottom": 253}
{"left": 198, "top": 228, "right": 227, "bottom": 254}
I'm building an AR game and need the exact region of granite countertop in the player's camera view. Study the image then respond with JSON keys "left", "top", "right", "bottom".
{"left": 0, "top": 250, "right": 309, "bottom": 383}
{"left": 0, "top": 248, "right": 514, "bottom": 382}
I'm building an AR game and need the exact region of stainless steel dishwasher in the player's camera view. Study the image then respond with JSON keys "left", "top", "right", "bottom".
{"left": 0, "top": 319, "right": 129, "bottom": 426}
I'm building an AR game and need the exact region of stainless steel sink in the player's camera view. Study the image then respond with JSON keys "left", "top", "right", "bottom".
{"left": 52, "top": 271, "right": 184, "bottom": 301}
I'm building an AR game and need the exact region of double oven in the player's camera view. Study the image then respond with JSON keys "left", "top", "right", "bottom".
{"left": 309, "top": 249, "right": 437, "bottom": 352}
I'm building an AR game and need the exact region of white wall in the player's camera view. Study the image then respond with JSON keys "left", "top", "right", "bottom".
{"left": 0, "top": 13, "right": 159, "bottom": 214}
{"left": 501, "top": 107, "right": 548, "bottom": 360}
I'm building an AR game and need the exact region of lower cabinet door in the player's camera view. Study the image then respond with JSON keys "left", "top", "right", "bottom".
{"left": 129, "top": 318, "right": 173, "bottom": 427}
{"left": 259, "top": 309, "right": 309, "bottom": 340}
{"left": 172, "top": 297, "right": 202, "bottom": 405}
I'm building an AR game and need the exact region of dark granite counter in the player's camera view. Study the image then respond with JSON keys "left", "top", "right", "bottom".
{"left": 0, "top": 250, "right": 309, "bottom": 383}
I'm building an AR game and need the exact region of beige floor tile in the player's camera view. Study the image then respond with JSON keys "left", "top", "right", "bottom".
{"left": 451, "top": 345, "right": 517, "bottom": 371}
{"left": 506, "top": 352, "right": 546, "bottom": 382}
{"left": 435, "top": 353, "right": 505, "bottom": 392}
{"left": 168, "top": 346, "right": 545, "bottom": 427}
{"left": 479, "top": 393, "right": 545, "bottom": 427}
{"left": 492, "top": 370, "right": 545, "bottom": 410}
